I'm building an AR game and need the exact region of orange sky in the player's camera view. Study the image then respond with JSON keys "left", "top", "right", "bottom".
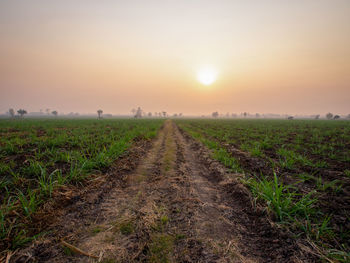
{"left": 0, "top": 0, "right": 349, "bottom": 115}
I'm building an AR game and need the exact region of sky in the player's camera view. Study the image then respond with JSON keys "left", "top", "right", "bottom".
{"left": 0, "top": 0, "right": 349, "bottom": 116}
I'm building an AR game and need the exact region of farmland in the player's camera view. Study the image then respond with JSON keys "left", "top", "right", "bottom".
{"left": 1, "top": 118, "right": 349, "bottom": 262}
{"left": 176, "top": 119, "right": 350, "bottom": 261}
{"left": 0, "top": 119, "right": 163, "bottom": 251}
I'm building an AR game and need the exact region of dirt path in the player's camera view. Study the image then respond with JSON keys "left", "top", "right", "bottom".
{"left": 14, "top": 120, "right": 310, "bottom": 262}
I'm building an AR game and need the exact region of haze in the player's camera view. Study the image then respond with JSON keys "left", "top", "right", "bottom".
{"left": 1, "top": 0, "right": 349, "bottom": 115}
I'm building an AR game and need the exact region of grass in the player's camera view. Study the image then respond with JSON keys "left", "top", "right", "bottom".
{"left": 277, "top": 148, "right": 313, "bottom": 169}
{"left": 241, "top": 142, "right": 264, "bottom": 157}
{"left": 0, "top": 118, "right": 164, "bottom": 251}
{"left": 63, "top": 246, "right": 74, "bottom": 256}
{"left": 149, "top": 233, "right": 174, "bottom": 263}
{"left": 176, "top": 119, "right": 350, "bottom": 167}
{"left": 181, "top": 128, "right": 243, "bottom": 173}
{"left": 176, "top": 118, "right": 350, "bottom": 262}
{"left": 91, "top": 226, "right": 103, "bottom": 234}
{"left": 244, "top": 173, "right": 317, "bottom": 222}
{"left": 160, "top": 215, "right": 169, "bottom": 225}
{"left": 315, "top": 177, "right": 342, "bottom": 193}
{"left": 17, "top": 189, "right": 41, "bottom": 218}
{"left": 345, "top": 170, "right": 350, "bottom": 178}
{"left": 119, "top": 221, "right": 134, "bottom": 235}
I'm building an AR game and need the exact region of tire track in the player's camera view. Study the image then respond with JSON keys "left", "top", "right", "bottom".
{"left": 14, "top": 120, "right": 311, "bottom": 262}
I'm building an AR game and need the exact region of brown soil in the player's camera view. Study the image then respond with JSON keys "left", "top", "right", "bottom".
{"left": 12, "top": 121, "right": 314, "bottom": 262}
{"left": 221, "top": 142, "right": 350, "bottom": 250}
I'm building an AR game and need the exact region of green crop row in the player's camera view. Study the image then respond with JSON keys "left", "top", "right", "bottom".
{"left": 176, "top": 119, "right": 350, "bottom": 262}
{"left": 0, "top": 118, "right": 163, "bottom": 251}
{"left": 179, "top": 119, "right": 350, "bottom": 166}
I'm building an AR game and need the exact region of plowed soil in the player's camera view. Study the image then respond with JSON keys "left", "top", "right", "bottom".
{"left": 13, "top": 121, "right": 315, "bottom": 262}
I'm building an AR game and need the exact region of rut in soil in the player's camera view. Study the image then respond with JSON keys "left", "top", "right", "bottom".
{"left": 14, "top": 120, "right": 311, "bottom": 263}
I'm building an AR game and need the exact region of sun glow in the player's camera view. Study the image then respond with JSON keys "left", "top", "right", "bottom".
{"left": 197, "top": 67, "right": 218, "bottom": 86}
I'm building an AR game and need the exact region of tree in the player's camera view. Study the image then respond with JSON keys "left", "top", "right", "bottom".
{"left": 243, "top": 112, "right": 247, "bottom": 118}
{"left": 212, "top": 111, "right": 219, "bottom": 118}
{"left": 179, "top": 113, "right": 183, "bottom": 117}
{"left": 97, "top": 109, "right": 103, "bottom": 119}
{"left": 287, "top": 116, "right": 294, "bottom": 120}
{"left": 162, "top": 111, "right": 167, "bottom": 117}
{"left": 46, "top": 108, "right": 50, "bottom": 115}
{"left": 315, "top": 114, "right": 320, "bottom": 120}
{"left": 255, "top": 113, "right": 260, "bottom": 118}
{"left": 347, "top": 114, "right": 350, "bottom": 120}
{"left": 9, "top": 108, "right": 15, "bottom": 118}
{"left": 148, "top": 112, "right": 152, "bottom": 117}
{"left": 326, "top": 112, "right": 333, "bottom": 120}
{"left": 52, "top": 110, "right": 58, "bottom": 117}
{"left": 333, "top": 115, "right": 340, "bottom": 120}
{"left": 17, "top": 109, "right": 27, "bottom": 117}
{"left": 135, "top": 107, "right": 142, "bottom": 118}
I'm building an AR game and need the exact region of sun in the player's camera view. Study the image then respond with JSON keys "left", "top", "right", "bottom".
{"left": 197, "top": 67, "right": 218, "bottom": 86}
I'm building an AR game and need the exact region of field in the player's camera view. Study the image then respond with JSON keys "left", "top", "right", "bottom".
{"left": 176, "top": 119, "right": 350, "bottom": 260}
{"left": 1, "top": 118, "right": 349, "bottom": 262}
{"left": 0, "top": 119, "right": 163, "bottom": 251}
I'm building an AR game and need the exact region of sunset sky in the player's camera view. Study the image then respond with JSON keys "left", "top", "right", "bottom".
{"left": 1, "top": 0, "right": 349, "bottom": 115}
